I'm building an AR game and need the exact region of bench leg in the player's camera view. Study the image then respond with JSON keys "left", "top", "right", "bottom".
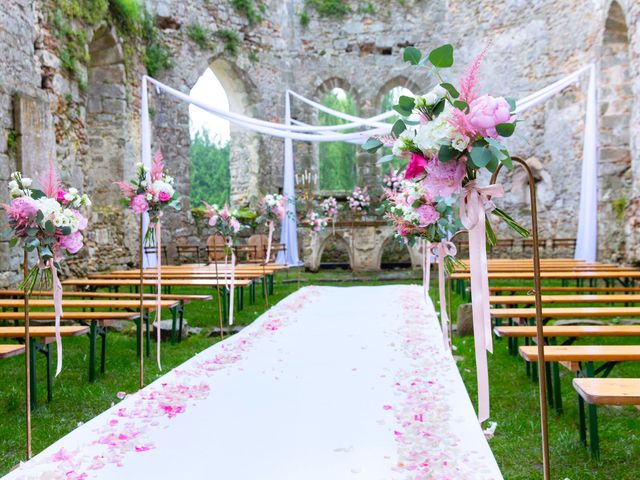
{"left": 170, "top": 307, "right": 177, "bottom": 345}
{"left": 178, "top": 303, "right": 184, "bottom": 343}
{"left": 145, "top": 314, "right": 151, "bottom": 358}
{"left": 588, "top": 403, "right": 600, "bottom": 459}
{"left": 578, "top": 393, "right": 587, "bottom": 446}
{"left": 545, "top": 356, "right": 554, "bottom": 409}
{"left": 548, "top": 338, "right": 563, "bottom": 414}
{"left": 100, "top": 328, "right": 106, "bottom": 374}
{"left": 269, "top": 274, "right": 274, "bottom": 295}
{"left": 89, "top": 322, "right": 97, "bottom": 383}
{"left": 45, "top": 343, "right": 52, "bottom": 403}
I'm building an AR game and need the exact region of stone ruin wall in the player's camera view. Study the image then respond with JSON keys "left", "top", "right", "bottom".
{"left": 1, "top": 0, "right": 640, "bottom": 283}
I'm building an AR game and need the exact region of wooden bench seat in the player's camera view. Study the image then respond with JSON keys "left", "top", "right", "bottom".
{"left": 572, "top": 378, "right": 640, "bottom": 459}
{"left": 0, "top": 344, "right": 25, "bottom": 359}
{"left": 490, "top": 286, "right": 640, "bottom": 294}
{"left": 495, "top": 325, "right": 640, "bottom": 338}
{"left": 519, "top": 345, "right": 640, "bottom": 363}
{"left": 0, "top": 290, "right": 212, "bottom": 302}
{"left": 490, "top": 294, "right": 640, "bottom": 305}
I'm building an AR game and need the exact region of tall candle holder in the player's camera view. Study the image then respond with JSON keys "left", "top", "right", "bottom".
{"left": 295, "top": 169, "right": 317, "bottom": 213}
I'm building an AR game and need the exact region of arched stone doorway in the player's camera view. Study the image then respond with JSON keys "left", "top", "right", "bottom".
{"left": 599, "top": 1, "right": 632, "bottom": 261}
{"left": 318, "top": 234, "right": 352, "bottom": 270}
{"left": 379, "top": 236, "right": 412, "bottom": 270}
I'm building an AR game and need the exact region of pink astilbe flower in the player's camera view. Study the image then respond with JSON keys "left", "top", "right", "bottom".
{"left": 115, "top": 181, "right": 136, "bottom": 200}
{"left": 458, "top": 44, "right": 490, "bottom": 104}
{"left": 150, "top": 149, "right": 164, "bottom": 182}
{"left": 41, "top": 161, "right": 60, "bottom": 198}
{"left": 449, "top": 108, "right": 478, "bottom": 138}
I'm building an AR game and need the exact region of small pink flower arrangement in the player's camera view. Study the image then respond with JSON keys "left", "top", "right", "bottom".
{"left": 306, "top": 210, "right": 328, "bottom": 234}
{"left": 347, "top": 186, "right": 370, "bottom": 213}
{"left": 320, "top": 196, "right": 338, "bottom": 218}
{"left": 258, "top": 193, "right": 287, "bottom": 223}
{"left": 204, "top": 203, "right": 243, "bottom": 237}
{"left": 116, "top": 149, "right": 179, "bottom": 244}
{"left": 3, "top": 166, "right": 90, "bottom": 291}
{"left": 382, "top": 168, "right": 403, "bottom": 193}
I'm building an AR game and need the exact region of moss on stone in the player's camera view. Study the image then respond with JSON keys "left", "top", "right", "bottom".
{"left": 187, "top": 23, "right": 211, "bottom": 49}
{"left": 215, "top": 29, "right": 241, "bottom": 56}
{"left": 230, "top": 0, "right": 263, "bottom": 26}
{"left": 305, "top": 0, "right": 352, "bottom": 17}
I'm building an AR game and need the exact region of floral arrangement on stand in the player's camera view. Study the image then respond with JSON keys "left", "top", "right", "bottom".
{"left": 364, "top": 43, "right": 529, "bottom": 425}
{"left": 306, "top": 210, "right": 329, "bottom": 235}
{"left": 3, "top": 165, "right": 91, "bottom": 376}
{"left": 116, "top": 150, "right": 180, "bottom": 245}
{"left": 116, "top": 150, "right": 180, "bottom": 372}
{"left": 320, "top": 196, "right": 338, "bottom": 233}
{"left": 257, "top": 193, "right": 288, "bottom": 262}
{"left": 204, "top": 202, "right": 245, "bottom": 326}
{"left": 347, "top": 186, "right": 370, "bottom": 215}
{"left": 382, "top": 168, "right": 403, "bottom": 194}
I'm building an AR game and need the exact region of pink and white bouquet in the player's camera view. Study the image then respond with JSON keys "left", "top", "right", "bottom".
{"left": 204, "top": 203, "right": 243, "bottom": 238}
{"left": 3, "top": 167, "right": 90, "bottom": 291}
{"left": 116, "top": 150, "right": 179, "bottom": 244}
{"left": 347, "top": 186, "right": 370, "bottom": 213}
{"left": 306, "top": 210, "right": 328, "bottom": 234}
{"left": 366, "top": 44, "right": 527, "bottom": 245}
{"left": 257, "top": 193, "right": 287, "bottom": 223}
{"left": 320, "top": 196, "right": 338, "bottom": 218}
{"left": 382, "top": 168, "right": 403, "bottom": 193}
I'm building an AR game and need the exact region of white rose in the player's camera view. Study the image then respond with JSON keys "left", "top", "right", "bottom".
{"left": 10, "top": 187, "right": 22, "bottom": 198}
{"left": 68, "top": 187, "right": 78, "bottom": 195}
{"left": 145, "top": 193, "right": 153, "bottom": 201}
{"left": 21, "top": 178, "right": 32, "bottom": 188}
{"left": 423, "top": 92, "right": 439, "bottom": 106}
{"left": 8, "top": 180, "right": 18, "bottom": 190}
{"left": 64, "top": 193, "right": 74, "bottom": 202}
{"left": 451, "top": 133, "right": 470, "bottom": 152}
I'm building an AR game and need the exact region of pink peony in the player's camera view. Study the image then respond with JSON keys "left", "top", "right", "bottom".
{"left": 158, "top": 191, "right": 171, "bottom": 202}
{"left": 230, "top": 217, "right": 241, "bottom": 233}
{"left": 130, "top": 194, "right": 149, "bottom": 214}
{"left": 405, "top": 153, "right": 428, "bottom": 179}
{"left": 415, "top": 203, "right": 440, "bottom": 227}
{"left": 3, "top": 196, "right": 39, "bottom": 234}
{"left": 467, "top": 95, "right": 512, "bottom": 138}
{"left": 422, "top": 156, "right": 467, "bottom": 198}
{"left": 59, "top": 231, "right": 84, "bottom": 254}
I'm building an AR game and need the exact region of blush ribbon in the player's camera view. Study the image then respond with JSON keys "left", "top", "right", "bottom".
{"left": 155, "top": 221, "right": 162, "bottom": 370}
{"left": 430, "top": 241, "right": 457, "bottom": 349}
{"left": 225, "top": 236, "right": 236, "bottom": 326}
{"left": 48, "top": 260, "right": 64, "bottom": 377}
{"left": 459, "top": 180, "right": 504, "bottom": 423}
{"left": 265, "top": 220, "right": 274, "bottom": 264}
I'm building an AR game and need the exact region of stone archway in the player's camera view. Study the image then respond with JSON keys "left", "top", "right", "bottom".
{"left": 598, "top": 1, "right": 632, "bottom": 261}
{"left": 318, "top": 233, "right": 353, "bottom": 270}
{"left": 378, "top": 235, "right": 412, "bottom": 270}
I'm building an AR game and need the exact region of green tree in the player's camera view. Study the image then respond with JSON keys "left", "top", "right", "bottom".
{"left": 319, "top": 88, "right": 357, "bottom": 191}
{"left": 189, "top": 129, "right": 231, "bottom": 207}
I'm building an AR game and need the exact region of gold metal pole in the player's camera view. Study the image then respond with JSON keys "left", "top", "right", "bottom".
{"left": 139, "top": 214, "right": 144, "bottom": 389}
{"left": 23, "top": 250, "right": 32, "bottom": 459}
{"left": 490, "top": 157, "right": 550, "bottom": 480}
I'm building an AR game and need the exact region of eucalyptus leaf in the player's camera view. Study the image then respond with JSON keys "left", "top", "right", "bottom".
{"left": 30, "top": 189, "right": 46, "bottom": 200}
{"left": 44, "top": 220, "right": 55, "bottom": 234}
{"left": 403, "top": 47, "right": 422, "bottom": 65}
{"left": 438, "top": 144, "right": 458, "bottom": 162}
{"left": 432, "top": 99, "right": 445, "bottom": 116}
{"left": 496, "top": 122, "right": 515, "bottom": 137}
{"left": 428, "top": 44, "right": 454, "bottom": 68}
{"left": 453, "top": 100, "right": 469, "bottom": 112}
{"left": 391, "top": 119, "right": 406, "bottom": 137}
{"left": 469, "top": 145, "right": 494, "bottom": 168}
{"left": 377, "top": 154, "right": 395, "bottom": 165}
{"left": 505, "top": 97, "right": 517, "bottom": 113}
{"left": 9, "top": 238, "right": 17, "bottom": 248}
{"left": 362, "top": 137, "right": 384, "bottom": 153}
{"left": 393, "top": 104, "right": 413, "bottom": 117}
{"left": 439, "top": 82, "right": 459, "bottom": 98}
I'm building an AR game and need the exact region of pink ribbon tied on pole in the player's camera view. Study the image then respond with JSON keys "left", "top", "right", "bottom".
{"left": 48, "top": 260, "right": 64, "bottom": 377}
{"left": 422, "top": 239, "right": 431, "bottom": 303}
{"left": 225, "top": 236, "right": 236, "bottom": 326}
{"left": 265, "top": 220, "right": 274, "bottom": 265}
{"left": 155, "top": 221, "right": 162, "bottom": 370}
{"left": 429, "top": 241, "right": 457, "bottom": 349}
{"left": 459, "top": 180, "right": 504, "bottom": 423}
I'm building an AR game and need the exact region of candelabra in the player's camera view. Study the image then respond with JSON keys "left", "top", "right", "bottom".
{"left": 295, "top": 169, "right": 318, "bottom": 213}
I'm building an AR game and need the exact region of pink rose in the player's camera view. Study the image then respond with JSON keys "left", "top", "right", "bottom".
{"left": 59, "top": 231, "right": 84, "bottom": 254}
{"left": 130, "top": 194, "right": 149, "bottom": 214}
{"left": 56, "top": 190, "right": 68, "bottom": 204}
{"left": 158, "top": 191, "right": 171, "bottom": 202}
{"left": 467, "top": 95, "right": 512, "bottom": 138}
{"left": 415, "top": 203, "right": 440, "bottom": 227}
{"left": 405, "top": 153, "right": 428, "bottom": 179}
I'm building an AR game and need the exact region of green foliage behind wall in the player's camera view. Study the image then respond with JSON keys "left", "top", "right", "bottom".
{"left": 190, "top": 130, "right": 231, "bottom": 208}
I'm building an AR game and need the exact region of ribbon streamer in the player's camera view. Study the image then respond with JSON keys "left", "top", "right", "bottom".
{"left": 155, "top": 222, "right": 162, "bottom": 370}
{"left": 431, "top": 241, "right": 457, "bottom": 349}
{"left": 49, "top": 261, "right": 63, "bottom": 377}
{"left": 459, "top": 180, "right": 504, "bottom": 423}
{"left": 265, "top": 220, "right": 274, "bottom": 264}
{"left": 422, "top": 239, "right": 431, "bottom": 302}
{"left": 225, "top": 237, "right": 236, "bottom": 326}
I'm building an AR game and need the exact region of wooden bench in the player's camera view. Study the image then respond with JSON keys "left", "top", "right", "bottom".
{"left": 0, "top": 344, "right": 25, "bottom": 359}
{"left": 572, "top": 378, "right": 640, "bottom": 458}
{"left": 0, "top": 326, "right": 89, "bottom": 407}
{"left": 490, "top": 294, "right": 640, "bottom": 306}
{"left": 491, "top": 286, "right": 640, "bottom": 294}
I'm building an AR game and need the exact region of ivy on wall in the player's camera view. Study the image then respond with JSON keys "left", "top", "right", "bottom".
{"left": 49, "top": 0, "right": 173, "bottom": 88}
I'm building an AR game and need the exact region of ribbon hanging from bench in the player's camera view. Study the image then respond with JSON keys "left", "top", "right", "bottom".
{"left": 460, "top": 180, "right": 504, "bottom": 423}
{"left": 431, "top": 241, "right": 457, "bottom": 349}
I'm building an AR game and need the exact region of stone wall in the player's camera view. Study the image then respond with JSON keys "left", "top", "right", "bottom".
{"left": 0, "top": 0, "right": 639, "bottom": 283}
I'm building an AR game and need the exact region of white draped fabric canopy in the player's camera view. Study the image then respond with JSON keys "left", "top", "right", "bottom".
{"left": 140, "top": 64, "right": 598, "bottom": 266}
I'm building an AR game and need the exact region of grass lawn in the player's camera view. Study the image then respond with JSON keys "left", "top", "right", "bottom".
{"left": 1, "top": 268, "right": 639, "bottom": 478}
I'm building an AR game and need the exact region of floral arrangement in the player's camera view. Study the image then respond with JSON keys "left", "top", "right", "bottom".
{"left": 3, "top": 167, "right": 90, "bottom": 291}
{"left": 365, "top": 44, "right": 527, "bottom": 245}
{"left": 347, "top": 186, "right": 370, "bottom": 213}
{"left": 320, "top": 196, "right": 338, "bottom": 218}
{"left": 116, "top": 150, "right": 180, "bottom": 244}
{"left": 257, "top": 193, "right": 287, "bottom": 223}
{"left": 306, "top": 210, "right": 328, "bottom": 234}
{"left": 204, "top": 203, "right": 243, "bottom": 237}
{"left": 382, "top": 168, "right": 403, "bottom": 194}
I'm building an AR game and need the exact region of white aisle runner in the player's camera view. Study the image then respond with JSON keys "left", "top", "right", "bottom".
{"left": 5, "top": 285, "right": 502, "bottom": 480}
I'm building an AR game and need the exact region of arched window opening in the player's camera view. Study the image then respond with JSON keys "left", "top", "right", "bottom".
{"left": 319, "top": 235, "right": 352, "bottom": 270}
{"left": 318, "top": 88, "right": 358, "bottom": 192}
{"left": 189, "top": 67, "right": 231, "bottom": 207}
{"left": 380, "top": 236, "right": 412, "bottom": 270}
